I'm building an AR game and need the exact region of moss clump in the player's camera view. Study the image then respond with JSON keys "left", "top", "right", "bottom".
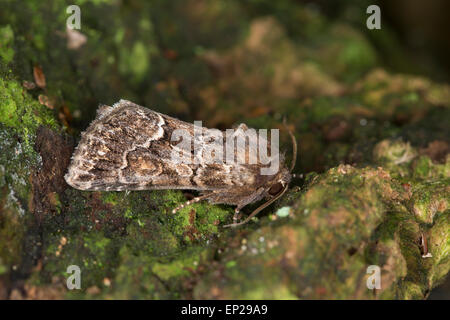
{"left": 412, "top": 156, "right": 449, "bottom": 181}
{"left": 409, "top": 181, "right": 448, "bottom": 225}
{"left": 0, "top": 77, "right": 56, "bottom": 148}
{"left": 193, "top": 165, "right": 448, "bottom": 299}
{"left": 42, "top": 232, "right": 117, "bottom": 289}
{"left": 0, "top": 192, "right": 24, "bottom": 275}
{"left": 428, "top": 213, "right": 450, "bottom": 287}
{"left": 0, "top": 25, "right": 14, "bottom": 64}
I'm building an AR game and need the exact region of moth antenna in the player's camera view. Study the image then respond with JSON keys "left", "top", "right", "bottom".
{"left": 282, "top": 118, "right": 297, "bottom": 173}
{"left": 172, "top": 193, "right": 212, "bottom": 214}
{"left": 223, "top": 185, "right": 288, "bottom": 228}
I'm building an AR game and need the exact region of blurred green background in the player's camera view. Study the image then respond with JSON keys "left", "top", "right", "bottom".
{"left": 0, "top": 0, "right": 448, "bottom": 299}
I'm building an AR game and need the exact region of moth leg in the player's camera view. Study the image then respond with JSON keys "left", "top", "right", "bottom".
{"left": 223, "top": 204, "right": 262, "bottom": 228}
{"left": 224, "top": 186, "right": 289, "bottom": 228}
{"left": 232, "top": 206, "right": 243, "bottom": 224}
{"left": 171, "top": 193, "right": 212, "bottom": 214}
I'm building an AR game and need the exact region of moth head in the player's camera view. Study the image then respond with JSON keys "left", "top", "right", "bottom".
{"left": 266, "top": 125, "right": 297, "bottom": 199}
{"left": 224, "top": 126, "right": 297, "bottom": 227}
{"left": 265, "top": 166, "right": 291, "bottom": 199}
{"left": 268, "top": 181, "right": 284, "bottom": 196}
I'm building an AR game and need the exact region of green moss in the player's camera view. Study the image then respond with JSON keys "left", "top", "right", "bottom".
{"left": 42, "top": 231, "right": 119, "bottom": 292}
{"left": 413, "top": 156, "right": 449, "bottom": 180}
{"left": 414, "top": 156, "right": 432, "bottom": 178}
{"left": 152, "top": 247, "right": 206, "bottom": 281}
{"left": 192, "top": 164, "right": 449, "bottom": 299}
{"left": 373, "top": 139, "right": 417, "bottom": 177}
{"left": 409, "top": 181, "right": 448, "bottom": 224}
{"left": 401, "top": 281, "right": 424, "bottom": 300}
{"left": 101, "top": 192, "right": 120, "bottom": 206}
{"left": 118, "top": 40, "right": 155, "bottom": 84}
{"left": 0, "top": 197, "right": 24, "bottom": 272}
{"left": 0, "top": 260, "right": 7, "bottom": 275}
{"left": 331, "top": 25, "right": 378, "bottom": 82}
{"left": 428, "top": 212, "right": 450, "bottom": 286}
{"left": 174, "top": 202, "right": 231, "bottom": 242}
{"left": 0, "top": 125, "right": 36, "bottom": 212}
{"left": 0, "top": 25, "right": 14, "bottom": 64}
{"left": 125, "top": 216, "right": 180, "bottom": 257}
{"left": 0, "top": 77, "right": 56, "bottom": 138}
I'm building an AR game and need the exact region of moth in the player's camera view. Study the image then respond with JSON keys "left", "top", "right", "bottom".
{"left": 65, "top": 100, "right": 296, "bottom": 227}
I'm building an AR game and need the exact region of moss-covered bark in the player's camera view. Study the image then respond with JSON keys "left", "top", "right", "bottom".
{"left": 0, "top": 0, "right": 448, "bottom": 299}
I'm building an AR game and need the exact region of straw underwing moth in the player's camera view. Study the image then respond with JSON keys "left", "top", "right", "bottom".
{"left": 64, "top": 100, "right": 296, "bottom": 227}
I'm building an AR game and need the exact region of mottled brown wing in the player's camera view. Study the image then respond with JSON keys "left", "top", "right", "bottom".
{"left": 64, "top": 100, "right": 262, "bottom": 191}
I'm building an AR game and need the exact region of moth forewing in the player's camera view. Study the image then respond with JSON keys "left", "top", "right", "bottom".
{"left": 65, "top": 99, "right": 292, "bottom": 226}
